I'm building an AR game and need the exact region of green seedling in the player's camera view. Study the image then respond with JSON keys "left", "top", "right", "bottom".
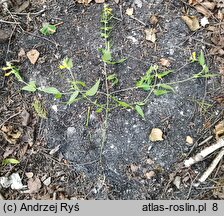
{"left": 59, "top": 57, "right": 73, "bottom": 70}
{"left": 2, "top": 158, "right": 20, "bottom": 166}
{"left": 99, "top": 4, "right": 126, "bottom": 64}
{"left": 40, "top": 23, "right": 57, "bottom": 36}
{"left": 22, "top": 81, "right": 37, "bottom": 92}
{"left": 2, "top": 62, "right": 23, "bottom": 82}
{"left": 192, "top": 50, "right": 217, "bottom": 78}
{"left": 136, "top": 65, "right": 174, "bottom": 96}
{"left": 107, "top": 73, "right": 119, "bottom": 86}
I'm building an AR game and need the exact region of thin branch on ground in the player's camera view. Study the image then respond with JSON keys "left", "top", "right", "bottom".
{"left": 184, "top": 136, "right": 224, "bottom": 167}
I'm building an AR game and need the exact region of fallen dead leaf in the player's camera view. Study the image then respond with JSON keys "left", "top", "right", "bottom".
{"left": 25, "top": 172, "right": 34, "bottom": 179}
{"left": 149, "top": 15, "right": 159, "bottom": 25}
{"left": 182, "top": 15, "right": 200, "bottom": 31}
{"left": 145, "top": 171, "right": 155, "bottom": 179}
{"left": 159, "top": 58, "right": 171, "bottom": 67}
{"left": 145, "top": 28, "right": 157, "bottom": 43}
{"left": 18, "top": 48, "right": 26, "bottom": 60}
{"left": 1, "top": 125, "right": 22, "bottom": 144}
{"left": 186, "top": 136, "right": 194, "bottom": 145}
{"left": 149, "top": 128, "right": 164, "bottom": 141}
{"left": 27, "top": 177, "right": 41, "bottom": 193}
{"left": 146, "top": 158, "right": 154, "bottom": 165}
{"left": 130, "top": 164, "right": 139, "bottom": 172}
{"left": 195, "top": 5, "right": 212, "bottom": 17}
{"left": 95, "top": 0, "right": 105, "bottom": 3}
{"left": 188, "top": 0, "right": 201, "bottom": 5}
{"left": 27, "top": 49, "right": 40, "bottom": 64}
{"left": 214, "top": 120, "right": 224, "bottom": 140}
{"left": 201, "top": 1, "right": 216, "bottom": 10}
{"left": 77, "top": 0, "right": 92, "bottom": 4}
{"left": 126, "top": 8, "right": 134, "bottom": 16}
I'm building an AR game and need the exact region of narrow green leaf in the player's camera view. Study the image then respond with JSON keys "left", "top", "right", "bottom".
{"left": 106, "top": 58, "right": 127, "bottom": 65}
{"left": 85, "top": 79, "right": 100, "bottom": 96}
{"left": 59, "top": 57, "right": 73, "bottom": 70}
{"left": 102, "top": 49, "right": 112, "bottom": 62}
{"left": 153, "top": 89, "right": 170, "bottom": 96}
{"left": 198, "top": 50, "right": 205, "bottom": 66}
{"left": 2, "top": 158, "right": 20, "bottom": 165}
{"left": 107, "top": 74, "right": 119, "bottom": 86}
{"left": 135, "top": 105, "right": 145, "bottom": 119}
{"left": 136, "top": 83, "right": 151, "bottom": 91}
{"left": 40, "top": 23, "right": 57, "bottom": 36}
{"left": 117, "top": 100, "right": 132, "bottom": 109}
{"left": 159, "top": 84, "right": 174, "bottom": 92}
{"left": 22, "top": 81, "right": 37, "bottom": 92}
{"left": 41, "top": 87, "right": 62, "bottom": 98}
{"left": 67, "top": 91, "right": 79, "bottom": 105}
{"left": 157, "top": 70, "right": 173, "bottom": 79}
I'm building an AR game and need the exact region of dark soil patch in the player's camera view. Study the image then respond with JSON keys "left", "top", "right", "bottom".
{"left": 0, "top": 0, "right": 223, "bottom": 200}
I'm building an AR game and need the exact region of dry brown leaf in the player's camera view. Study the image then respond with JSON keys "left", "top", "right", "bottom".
{"left": 188, "top": 0, "right": 202, "bottom": 5}
{"left": 214, "top": 120, "right": 224, "bottom": 140}
{"left": 201, "top": 1, "right": 216, "bottom": 10}
{"left": 145, "top": 28, "right": 157, "bottom": 43}
{"left": 126, "top": 8, "right": 134, "bottom": 16}
{"left": 77, "top": 0, "right": 92, "bottom": 4}
{"left": 217, "top": 9, "right": 224, "bottom": 20}
{"left": 130, "top": 164, "right": 139, "bottom": 172}
{"left": 1, "top": 125, "right": 22, "bottom": 144}
{"left": 186, "top": 136, "right": 194, "bottom": 145}
{"left": 149, "top": 128, "right": 163, "bottom": 141}
{"left": 25, "top": 172, "right": 34, "bottom": 179}
{"left": 159, "top": 58, "right": 171, "bottom": 67}
{"left": 27, "top": 49, "right": 40, "bottom": 64}
{"left": 181, "top": 15, "right": 200, "bottom": 31}
{"left": 145, "top": 171, "right": 155, "bottom": 179}
{"left": 27, "top": 177, "right": 41, "bottom": 193}
{"left": 195, "top": 5, "right": 212, "bottom": 17}
{"left": 18, "top": 48, "right": 26, "bottom": 59}
{"left": 95, "top": 0, "right": 105, "bottom": 3}
{"left": 149, "top": 15, "right": 159, "bottom": 25}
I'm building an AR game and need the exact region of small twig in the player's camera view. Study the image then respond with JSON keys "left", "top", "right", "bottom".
{"left": 130, "top": 15, "right": 147, "bottom": 26}
{"left": 194, "top": 148, "right": 224, "bottom": 186}
{"left": 184, "top": 136, "right": 224, "bottom": 167}
{"left": 11, "top": 9, "right": 46, "bottom": 16}
{"left": 0, "top": 112, "right": 22, "bottom": 128}
{"left": 5, "top": 25, "right": 17, "bottom": 61}
{"left": 198, "top": 135, "right": 213, "bottom": 146}
{"left": 0, "top": 19, "right": 20, "bottom": 24}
